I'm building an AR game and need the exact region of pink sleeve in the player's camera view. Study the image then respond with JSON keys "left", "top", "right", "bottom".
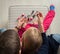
{"left": 18, "top": 27, "right": 26, "bottom": 38}
{"left": 43, "top": 10, "right": 55, "bottom": 32}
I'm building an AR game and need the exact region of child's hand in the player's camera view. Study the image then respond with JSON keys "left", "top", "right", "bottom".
{"left": 17, "top": 17, "right": 29, "bottom": 29}
{"left": 37, "top": 12, "right": 43, "bottom": 24}
{"left": 17, "top": 18, "right": 25, "bottom": 29}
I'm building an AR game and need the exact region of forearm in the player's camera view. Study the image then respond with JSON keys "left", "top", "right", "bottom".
{"left": 38, "top": 21, "right": 44, "bottom": 33}
{"left": 38, "top": 16, "right": 44, "bottom": 33}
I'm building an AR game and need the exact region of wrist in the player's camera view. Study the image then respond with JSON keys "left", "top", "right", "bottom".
{"left": 15, "top": 26, "right": 20, "bottom": 30}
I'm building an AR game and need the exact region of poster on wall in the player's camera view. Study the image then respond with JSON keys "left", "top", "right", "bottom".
{"left": 8, "top": 5, "right": 50, "bottom": 34}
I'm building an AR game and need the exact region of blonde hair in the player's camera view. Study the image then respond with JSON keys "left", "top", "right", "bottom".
{"left": 22, "top": 27, "right": 43, "bottom": 54}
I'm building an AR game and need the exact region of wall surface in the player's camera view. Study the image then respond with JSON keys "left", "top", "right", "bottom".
{"left": 0, "top": 0, "right": 2, "bottom": 27}
{"left": 0, "top": 0, "right": 60, "bottom": 34}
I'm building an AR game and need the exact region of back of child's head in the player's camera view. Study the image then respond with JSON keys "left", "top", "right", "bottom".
{"left": 22, "top": 27, "right": 43, "bottom": 54}
{"left": 0, "top": 29, "right": 20, "bottom": 54}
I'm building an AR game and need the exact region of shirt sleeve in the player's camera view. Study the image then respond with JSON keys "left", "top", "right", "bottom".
{"left": 43, "top": 10, "right": 55, "bottom": 32}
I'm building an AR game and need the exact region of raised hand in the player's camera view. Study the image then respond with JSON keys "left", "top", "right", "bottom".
{"left": 37, "top": 12, "right": 44, "bottom": 32}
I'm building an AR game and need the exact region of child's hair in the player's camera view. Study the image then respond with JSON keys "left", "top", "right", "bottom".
{"left": 0, "top": 29, "right": 20, "bottom": 54}
{"left": 22, "top": 27, "right": 43, "bottom": 54}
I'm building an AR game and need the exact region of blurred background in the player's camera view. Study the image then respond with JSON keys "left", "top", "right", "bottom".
{"left": 0, "top": 0, "right": 60, "bottom": 34}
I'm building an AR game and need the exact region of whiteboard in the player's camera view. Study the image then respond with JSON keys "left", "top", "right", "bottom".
{"left": 8, "top": 5, "right": 49, "bottom": 29}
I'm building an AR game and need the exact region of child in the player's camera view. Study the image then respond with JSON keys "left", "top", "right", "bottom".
{"left": 21, "top": 12, "right": 60, "bottom": 54}
{"left": 21, "top": 12, "right": 47, "bottom": 54}
{"left": 0, "top": 29, "right": 21, "bottom": 54}
{"left": 16, "top": 5, "right": 55, "bottom": 38}
{"left": 22, "top": 27, "right": 43, "bottom": 54}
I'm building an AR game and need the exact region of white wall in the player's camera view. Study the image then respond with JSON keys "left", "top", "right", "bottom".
{"left": 50, "top": 0, "right": 60, "bottom": 34}
{"left": 0, "top": 0, "right": 2, "bottom": 28}
{"left": 0, "top": 0, "right": 60, "bottom": 34}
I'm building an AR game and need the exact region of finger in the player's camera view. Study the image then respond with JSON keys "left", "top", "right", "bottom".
{"left": 18, "top": 18, "right": 25, "bottom": 23}
{"left": 38, "top": 12, "right": 43, "bottom": 17}
{"left": 24, "top": 18, "right": 28, "bottom": 22}
{"left": 37, "top": 14, "right": 40, "bottom": 18}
